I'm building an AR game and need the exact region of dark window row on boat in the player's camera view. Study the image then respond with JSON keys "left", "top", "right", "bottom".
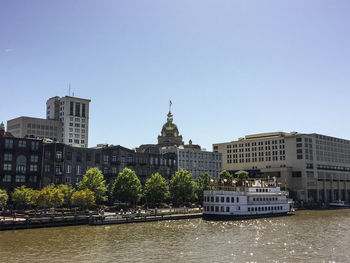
{"left": 204, "top": 205, "right": 285, "bottom": 213}
{"left": 204, "top": 196, "right": 240, "bottom": 203}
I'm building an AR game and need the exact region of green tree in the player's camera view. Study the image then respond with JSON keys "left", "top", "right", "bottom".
{"left": 31, "top": 185, "right": 64, "bottom": 208}
{"left": 216, "top": 170, "right": 234, "bottom": 186}
{"left": 145, "top": 172, "right": 169, "bottom": 206}
{"left": 71, "top": 189, "right": 95, "bottom": 209}
{"left": 57, "top": 184, "right": 75, "bottom": 207}
{"left": 78, "top": 168, "right": 108, "bottom": 204}
{"left": 194, "top": 173, "right": 211, "bottom": 203}
{"left": 235, "top": 170, "right": 250, "bottom": 186}
{"left": 11, "top": 186, "right": 33, "bottom": 208}
{"left": 169, "top": 169, "right": 195, "bottom": 205}
{"left": 111, "top": 168, "right": 142, "bottom": 205}
{"left": 31, "top": 190, "right": 45, "bottom": 208}
{"left": 0, "top": 189, "right": 8, "bottom": 208}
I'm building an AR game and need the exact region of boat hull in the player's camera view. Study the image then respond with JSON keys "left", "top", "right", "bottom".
{"left": 203, "top": 212, "right": 291, "bottom": 221}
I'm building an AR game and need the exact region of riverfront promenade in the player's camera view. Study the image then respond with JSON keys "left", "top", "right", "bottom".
{"left": 0, "top": 207, "right": 203, "bottom": 231}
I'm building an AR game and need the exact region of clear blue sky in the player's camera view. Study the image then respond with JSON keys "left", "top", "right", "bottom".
{"left": 1, "top": 1, "right": 350, "bottom": 150}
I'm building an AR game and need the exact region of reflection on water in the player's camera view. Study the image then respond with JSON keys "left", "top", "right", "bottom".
{"left": 1, "top": 210, "right": 350, "bottom": 262}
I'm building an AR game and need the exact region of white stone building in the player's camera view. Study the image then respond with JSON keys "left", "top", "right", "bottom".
{"left": 46, "top": 96, "right": 91, "bottom": 148}
{"left": 160, "top": 147, "right": 222, "bottom": 179}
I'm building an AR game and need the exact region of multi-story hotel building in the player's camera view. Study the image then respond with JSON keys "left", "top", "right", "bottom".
{"left": 213, "top": 132, "right": 350, "bottom": 204}
{"left": 7, "top": 116, "right": 62, "bottom": 142}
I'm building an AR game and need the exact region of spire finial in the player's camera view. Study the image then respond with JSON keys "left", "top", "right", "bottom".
{"left": 169, "top": 99, "right": 172, "bottom": 113}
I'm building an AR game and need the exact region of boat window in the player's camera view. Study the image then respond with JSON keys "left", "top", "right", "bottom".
{"left": 258, "top": 207, "right": 261, "bottom": 211}
{"left": 248, "top": 208, "right": 250, "bottom": 212}
{"left": 231, "top": 197, "right": 234, "bottom": 203}
{"left": 211, "top": 206, "right": 214, "bottom": 211}
{"left": 215, "top": 206, "right": 219, "bottom": 212}
{"left": 236, "top": 197, "right": 239, "bottom": 203}
{"left": 221, "top": 206, "right": 224, "bottom": 212}
{"left": 253, "top": 198, "right": 255, "bottom": 201}
{"left": 255, "top": 207, "right": 257, "bottom": 211}
{"left": 226, "top": 207, "right": 229, "bottom": 212}
{"left": 221, "top": 197, "right": 224, "bottom": 202}
{"left": 256, "top": 189, "right": 258, "bottom": 192}
{"left": 211, "top": 196, "right": 214, "bottom": 202}
{"left": 216, "top": 196, "right": 219, "bottom": 202}
{"left": 226, "top": 197, "right": 230, "bottom": 203}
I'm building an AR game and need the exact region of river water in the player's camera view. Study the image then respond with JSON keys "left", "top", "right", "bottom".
{"left": 0, "top": 210, "right": 349, "bottom": 263}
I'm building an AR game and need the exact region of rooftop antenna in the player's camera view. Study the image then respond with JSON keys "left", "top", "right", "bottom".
{"left": 68, "top": 83, "right": 71, "bottom": 96}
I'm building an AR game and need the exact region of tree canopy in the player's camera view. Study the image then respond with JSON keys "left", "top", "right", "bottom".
{"left": 71, "top": 189, "right": 95, "bottom": 209}
{"left": 194, "top": 173, "right": 211, "bottom": 202}
{"left": 57, "top": 184, "right": 75, "bottom": 207}
{"left": 31, "top": 185, "right": 64, "bottom": 208}
{"left": 216, "top": 170, "right": 234, "bottom": 186}
{"left": 0, "top": 189, "right": 8, "bottom": 208}
{"left": 11, "top": 185, "right": 33, "bottom": 208}
{"left": 111, "top": 168, "right": 142, "bottom": 205}
{"left": 78, "top": 168, "right": 108, "bottom": 204}
{"left": 235, "top": 170, "right": 250, "bottom": 186}
{"left": 169, "top": 169, "right": 195, "bottom": 205}
{"left": 144, "top": 172, "right": 169, "bottom": 205}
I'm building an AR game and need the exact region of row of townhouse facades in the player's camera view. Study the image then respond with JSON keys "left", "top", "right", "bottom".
{"left": 0, "top": 134, "right": 176, "bottom": 192}
{"left": 213, "top": 132, "right": 350, "bottom": 204}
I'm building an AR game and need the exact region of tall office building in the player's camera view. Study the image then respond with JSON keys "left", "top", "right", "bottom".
{"left": 46, "top": 96, "right": 91, "bottom": 148}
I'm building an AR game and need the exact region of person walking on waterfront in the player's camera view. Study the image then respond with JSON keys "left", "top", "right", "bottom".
{"left": 13, "top": 212, "right": 16, "bottom": 221}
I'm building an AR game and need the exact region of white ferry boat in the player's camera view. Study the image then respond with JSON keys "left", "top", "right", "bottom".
{"left": 203, "top": 181, "right": 293, "bottom": 219}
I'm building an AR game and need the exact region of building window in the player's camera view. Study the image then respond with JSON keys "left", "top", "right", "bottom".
{"left": 44, "top": 164, "right": 51, "bottom": 172}
{"left": 29, "top": 175, "right": 37, "bottom": 183}
{"left": 4, "top": 139, "right": 13, "bottom": 149}
{"left": 103, "top": 155, "right": 109, "bottom": 163}
{"left": 3, "top": 163, "right": 12, "bottom": 171}
{"left": 70, "top": 101, "right": 74, "bottom": 115}
{"left": 31, "top": 141, "right": 39, "bottom": 150}
{"left": 82, "top": 104, "right": 86, "bottom": 117}
{"left": 16, "top": 155, "right": 27, "bottom": 173}
{"left": 45, "top": 151, "right": 51, "bottom": 160}
{"left": 297, "top": 154, "right": 303, "bottom": 159}
{"left": 30, "top": 155, "right": 38, "bottom": 163}
{"left": 112, "top": 167, "right": 117, "bottom": 174}
{"left": 4, "top": 153, "right": 12, "bottom": 161}
{"left": 15, "top": 175, "right": 25, "bottom": 183}
{"left": 3, "top": 175, "right": 11, "bottom": 182}
{"left": 18, "top": 140, "right": 26, "bottom": 148}
{"left": 76, "top": 165, "right": 81, "bottom": 175}
{"left": 56, "top": 151, "right": 63, "bottom": 161}
{"left": 30, "top": 164, "right": 38, "bottom": 172}
{"left": 65, "top": 177, "right": 71, "bottom": 183}
{"left": 75, "top": 103, "right": 80, "bottom": 116}
{"left": 66, "top": 164, "right": 72, "bottom": 173}
{"left": 56, "top": 165, "right": 63, "bottom": 174}
{"left": 76, "top": 152, "right": 82, "bottom": 162}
